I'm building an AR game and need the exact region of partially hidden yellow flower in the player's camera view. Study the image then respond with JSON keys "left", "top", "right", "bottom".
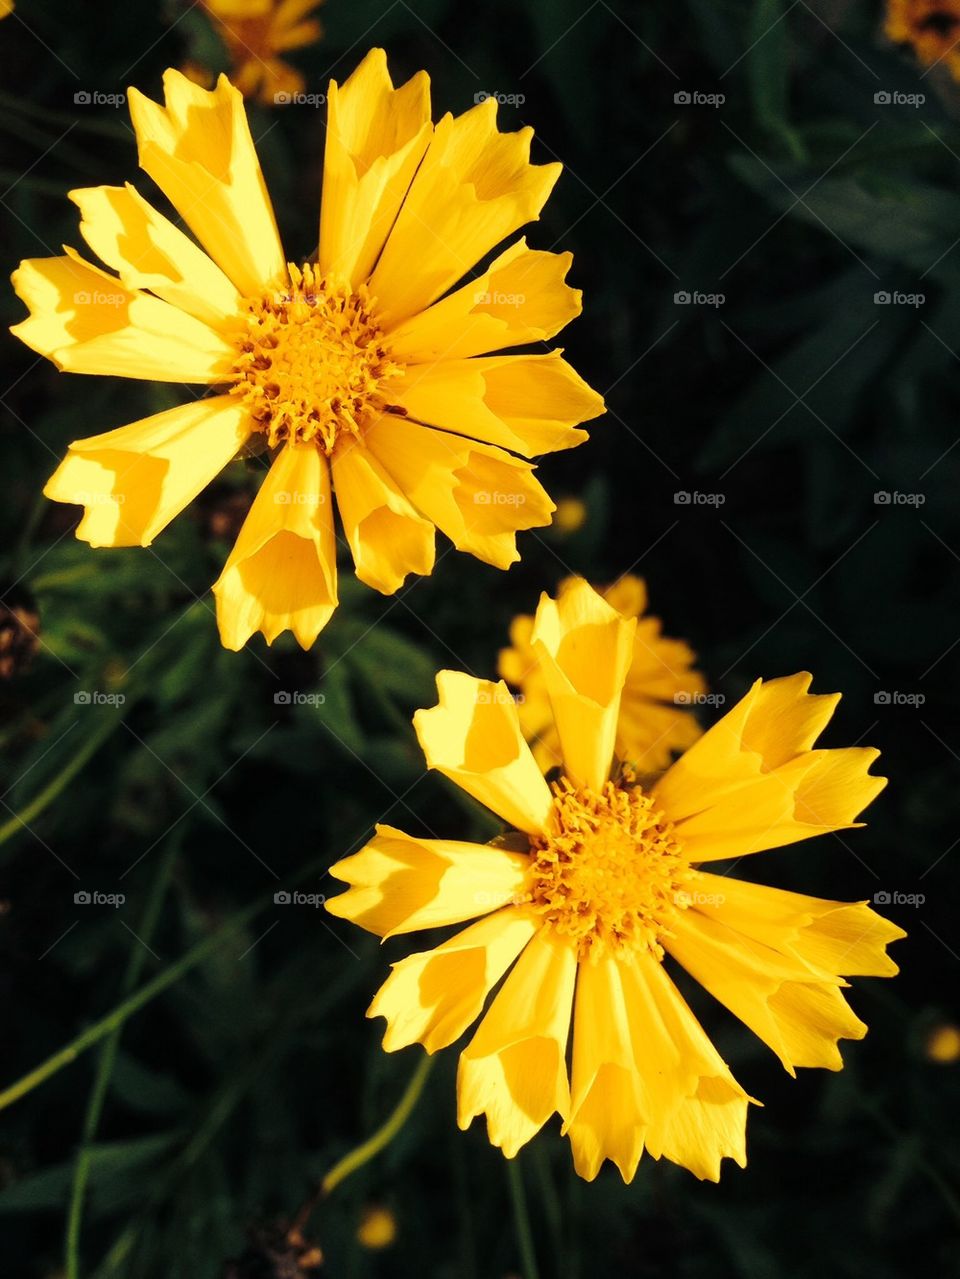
{"left": 884, "top": 0, "right": 960, "bottom": 79}
{"left": 326, "top": 579, "right": 904, "bottom": 1183}
{"left": 1, "top": 1, "right": 14, "bottom": 18}
{"left": 194, "top": 0, "right": 324, "bottom": 106}
{"left": 11, "top": 50, "right": 603, "bottom": 650}
{"left": 499, "top": 573, "right": 706, "bottom": 775}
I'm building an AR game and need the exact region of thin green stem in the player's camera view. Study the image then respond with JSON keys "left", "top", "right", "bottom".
{"left": 0, "top": 852, "right": 329, "bottom": 1114}
{"left": 0, "top": 714, "right": 120, "bottom": 850}
{"left": 64, "top": 839, "right": 178, "bottom": 1279}
{"left": 507, "top": 1158, "right": 539, "bottom": 1279}
{"left": 317, "top": 1052, "right": 434, "bottom": 1200}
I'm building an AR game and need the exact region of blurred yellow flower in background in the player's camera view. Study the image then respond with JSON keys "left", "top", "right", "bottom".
{"left": 1, "top": 0, "right": 14, "bottom": 17}
{"left": 11, "top": 49, "right": 603, "bottom": 650}
{"left": 190, "top": 0, "right": 325, "bottom": 106}
{"left": 499, "top": 573, "right": 706, "bottom": 775}
{"left": 926, "top": 1023, "right": 960, "bottom": 1063}
{"left": 327, "top": 579, "right": 904, "bottom": 1183}
{"left": 356, "top": 1204, "right": 397, "bottom": 1250}
{"left": 884, "top": 0, "right": 960, "bottom": 78}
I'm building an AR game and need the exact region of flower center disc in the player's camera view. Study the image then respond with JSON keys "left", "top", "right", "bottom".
{"left": 527, "top": 775, "right": 692, "bottom": 961}
{"left": 231, "top": 263, "right": 401, "bottom": 454}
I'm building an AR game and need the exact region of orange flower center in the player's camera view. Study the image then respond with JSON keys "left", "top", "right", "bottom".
{"left": 526, "top": 774, "right": 692, "bottom": 961}
{"left": 230, "top": 263, "right": 402, "bottom": 454}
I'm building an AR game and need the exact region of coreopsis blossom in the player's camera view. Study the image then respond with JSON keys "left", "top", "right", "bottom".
{"left": 326, "top": 579, "right": 904, "bottom": 1182}
{"left": 884, "top": 0, "right": 960, "bottom": 79}
{"left": 498, "top": 573, "right": 705, "bottom": 774}
{"left": 11, "top": 50, "right": 602, "bottom": 649}
{"left": 190, "top": 0, "right": 325, "bottom": 105}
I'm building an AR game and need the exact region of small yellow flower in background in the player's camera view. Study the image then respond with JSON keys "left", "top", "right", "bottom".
{"left": 191, "top": 0, "right": 325, "bottom": 106}
{"left": 356, "top": 1204, "right": 397, "bottom": 1250}
{"left": 11, "top": 50, "right": 603, "bottom": 650}
{"left": 926, "top": 1023, "right": 960, "bottom": 1063}
{"left": 884, "top": 0, "right": 960, "bottom": 79}
{"left": 327, "top": 579, "right": 904, "bottom": 1183}
{"left": 0, "top": 0, "right": 14, "bottom": 17}
{"left": 499, "top": 574, "right": 706, "bottom": 776}
{"left": 553, "top": 495, "right": 587, "bottom": 534}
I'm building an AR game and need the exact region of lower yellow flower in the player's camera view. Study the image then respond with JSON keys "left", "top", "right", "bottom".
{"left": 326, "top": 579, "right": 904, "bottom": 1182}
{"left": 885, "top": 0, "right": 960, "bottom": 78}
{"left": 498, "top": 574, "right": 705, "bottom": 775}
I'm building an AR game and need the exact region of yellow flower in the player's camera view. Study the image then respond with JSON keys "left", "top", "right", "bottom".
{"left": 326, "top": 579, "right": 904, "bottom": 1183}
{"left": 926, "top": 1024, "right": 960, "bottom": 1063}
{"left": 11, "top": 51, "right": 603, "bottom": 650}
{"left": 1, "top": 1, "right": 13, "bottom": 18}
{"left": 356, "top": 1204, "right": 397, "bottom": 1250}
{"left": 499, "top": 574, "right": 706, "bottom": 775}
{"left": 884, "top": 0, "right": 960, "bottom": 79}
{"left": 196, "top": 0, "right": 325, "bottom": 106}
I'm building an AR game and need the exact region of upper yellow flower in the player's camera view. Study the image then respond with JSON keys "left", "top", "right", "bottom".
{"left": 498, "top": 573, "right": 706, "bottom": 775}
{"left": 884, "top": 0, "right": 960, "bottom": 78}
{"left": 11, "top": 50, "right": 603, "bottom": 650}
{"left": 192, "top": 0, "right": 325, "bottom": 106}
{"left": 326, "top": 579, "right": 904, "bottom": 1183}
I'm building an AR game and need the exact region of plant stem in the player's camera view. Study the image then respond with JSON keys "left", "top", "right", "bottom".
{"left": 507, "top": 1158, "right": 539, "bottom": 1279}
{"left": 64, "top": 839, "right": 178, "bottom": 1279}
{"left": 317, "top": 1052, "right": 434, "bottom": 1200}
{"left": 0, "top": 714, "right": 120, "bottom": 850}
{"left": 0, "top": 853, "right": 329, "bottom": 1114}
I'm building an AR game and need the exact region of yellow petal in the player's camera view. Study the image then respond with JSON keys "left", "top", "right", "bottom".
{"left": 213, "top": 442, "right": 337, "bottom": 649}
{"left": 627, "top": 952, "right": 750, "bottom": 1180}
{"left": 531, "top": 578, "right": 636, "bottom": 792}
{"left": 413, "top": 670, "right": 553, "bottom": 836}
{"left": 565, "top": 953, "right": 647, "bottom": 1183}
{"left": 665, "top": 909, "right": 868, "bottom": 1075}
{"left": 687, "top": 871, "right": 905, "bottom": 977}
{"left": 11, "top": 251, "right": 233, "bottom": 382}
{"left": 388, "top": 351, "right": 603, "bottom": 459}
{"left": 44, "top": 395, "right": 250, "bottom": 547}
{"left": 654, "top": 674, "right": 840, "bottom": 821}
{"left": 369, "top": 99, "right": 561, "bottom": 328}
{"left": 386, "top": 239, "right": 582, "bottom": 362}
{"left": 319, "top": 48, "right": 432, "bottom": 287}
{"left": 325, "top": 824, "right": 529, "bottom": 939}
{"left": 69, "top": 184, "right": 241, "bottom": 330}
{"left": 330, "top": 438, "right": 435, "bottom": 594}
{"left": 367, "top": 907, "right": 539, "bottom": 1052}
{"left": 653, "top": 673, "right": 886, "bottom": 857}
{"left": 128, "top": 70, "right": 285, "bottom": 295}
{"left": 457, "top": 927, "right": 576, "bottom": 1157}
{"left": 669, "top": 748, "right": 886, "bottom": 862}
{"left": 363, "top": 415, "right": 554, "bottom": 570}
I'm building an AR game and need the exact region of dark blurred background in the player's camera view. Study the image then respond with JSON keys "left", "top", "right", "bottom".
{"left": 0, "top": 0, "right": 958, "bottom": 1275}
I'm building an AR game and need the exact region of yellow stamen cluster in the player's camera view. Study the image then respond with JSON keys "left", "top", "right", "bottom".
{"left": 526, "top": 773, "right": 692, "bottom": 961}
{"left": 230, "top": 263, "right": 402, "bottom": 453}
